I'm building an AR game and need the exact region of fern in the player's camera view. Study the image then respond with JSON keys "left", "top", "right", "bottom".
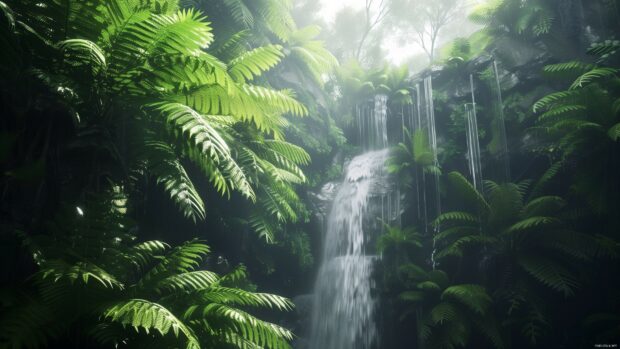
{"left": 570, "top": 67, "right": 618, "bottom": 90}
{"left": 156, "top": 271, "right": 220, "bottom": 293}
{"left": 441, "top": 285, "right": 492, "bottom": 314}
{"left": 532, "top": 90, "right": 580, "bottom": 112}
{"left": 517, "top": 255, "right": 579, "bottom": 297}
{"left": 521, "top": 196, "right": 565, "bottom": 217}
{"left": 538, "top": 104, "right": 586, "bottom": 123}
{"left": 143, "top": 140, "right": 206, "bottom": 222}
{"left": 587, "top": 40, "right": 620, "bottom": 57}
{"left": 608, "top": 122, "right": 620, "bottom": 141}
{"left": 433, "top": 211, "right": 478, "bottom": 226}
{"left": 430, "top": 302, "right": 458, "bottom": 324}
{"left": 506, "top": 216, "right": 559, "bottom": 233}
{"left": 104, "top": 299, "right": 201, "bottom": 349}
{"left": 543, "top": 61, "right": 593, "bottom": 75}
{"left": 40, "top": 260, "right": 124, "bottom": 289}
{"left": 228, "top": 44, "right": 284, "bottom": 82}
{"left": 447, "top": 172, "right": 490, "bottom": 213}
{"left": 58, "top": 39, "right": 107, "bottom": 75}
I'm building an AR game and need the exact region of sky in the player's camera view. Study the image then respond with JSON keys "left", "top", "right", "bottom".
{"left": 315, "top": 0, "right": 485, "bottom": 65}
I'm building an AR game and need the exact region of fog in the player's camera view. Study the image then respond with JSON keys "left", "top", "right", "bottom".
{"left": 294, "top": 0, "right": 486, "bottom": 67}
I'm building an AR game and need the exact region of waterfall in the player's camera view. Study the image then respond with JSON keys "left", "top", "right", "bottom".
{"left": 492, "top": 60, "right": 511, "bottom": 181}
{"left": 309, "top": 149, "right": 391, "bottom": 349}
{"left": 373, "top": 94, "right": 388, "bottom": 148}
{"left": 422, "top": 76, "right": 441, "bottom": 268}
{"left": 466, "top": 75, "right": 483, "bottom": 192}
{"left": 355, "top": 94, "right": 388, "bottom": 149}
{"left": 310, "top": 92, "right": 396, "bottom": 349}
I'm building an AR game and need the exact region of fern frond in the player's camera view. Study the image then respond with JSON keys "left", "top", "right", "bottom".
{"left": 587, "top": 40, "right": 620, "bottom": 57}
{"left": 608, "top": 122, "right": 620, "bottom": 141}
{"left": 447, "top": 172, "right": 490, "bottom": 214}
{"left": 433, "top": 212, "right": 478, "bottom": 226}
{"left": 40, "top": 260, "right": 124, "bottom": 289}
{"left": 143, "top": 140, "right": 206, "bottom": 222}
{"left": 399, "top": 290, "right": 427, "bottom": 303}
{"left": 199, "top": 287, "right": 294, "bottom": 311}
{"left": 139, "top": 241, "right": 210, "bottom": 287}
{"left": 506, "top": 216, "right": 559, "bottom": 233}
{"left": 228, "top": 44, "right": 284, "bottom": 83}
{"left": 436, "top": 236, "right": 497, "bottom": 259}
{"left": 521, "top": 196, "right": 565, "bottom": 217}
{"left": 58, "top": 39, "right": 107, "bottom": 75}
{"left": 517, "top": 255, "right": 579, "bottom": 297}
{"left": 570, "top": 67, "right": 618, "bottom": 89}
{"left": 222, "top": 0, "right": 255, "bottom": 28}
{"left": 430, "top": 302, "right": 458, "bottom": 324}
{"left": 263, "top": 140, "right": 310, "bottom": 165}
{"left": 543, "top": 61, "right": 593, "bottom": 75}
{"left": 104, "top": 299, "right": 200, "bottom": 349}
{"left": 441, "top": 284, "right": 492, "bottom": 314}
{"left": 156, "top": 271, "right": 220, "bottom": 293}
{"left": 533, "top": 90, "right": 580, "bottom": 112}
{"left": 530, "top": 162, "right": 563, "bottom": 198}
{"left": 193, "top": 303, "right": 293, "bottom": 349}
{"left": 538, "top": 104, "right": 586, "bottom": 123}
{"left": 241, "top": 85, "right": 307, "bottom": 117}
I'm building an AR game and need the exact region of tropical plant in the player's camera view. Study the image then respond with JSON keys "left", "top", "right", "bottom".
{"left": 1, "top": 0, "right": 312, "bottom": 232}
{"left": 0, "top": 194, "right": 294, "bottom": 349}
{"left": 398, "top": 268, "right": 503, "bottom": 349}
{"left": 433, "top": 171, "right": 618, "bottom": 344}
{"left": 532, "top": 40, "right": 620, "bottom": 214}
{"left": 388, "top": 128, "right": 441, "bottom": 181}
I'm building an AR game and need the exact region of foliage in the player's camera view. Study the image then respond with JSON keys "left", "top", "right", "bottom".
{"left": 0, "top": 195, "right": 294, "bottom": 349}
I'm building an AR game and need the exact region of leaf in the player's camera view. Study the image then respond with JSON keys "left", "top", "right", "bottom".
{"left": 521, "top": 196, "right": 565, "bottom": 217}
{"left": 430, "top": 302, "right": 458, "bottom": 324}
{"left": 228, "top": 44, "right": 284, "bottom": 82}
{"left": 143, "top": 140, "right": 206, "bottom": 222}
{"left": 441, "top": 284, "right": 492, "bottom": 314}
{"left": 156, "top": 270, "right": 220, "bottom": 293}
{"left": 608, "top": 122, "right": 620, "bottom": 141}
{"left": 570, "top": 67, "right": 618, "bottom": 89}
{"left": 447, "top": 172, "right": 490, "bottom": 214}
{"left": 104, "top": 299, "right": 200, "bottom": 349}
{"left": 517, "top": 255, "right": 579, "bottom": 297}
{"left": 506, "top": 216, "right": 559, "bottom": 233}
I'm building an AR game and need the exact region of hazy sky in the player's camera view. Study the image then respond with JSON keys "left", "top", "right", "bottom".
{"left": 316, "top": 0, "right": 485, "bottom": 65}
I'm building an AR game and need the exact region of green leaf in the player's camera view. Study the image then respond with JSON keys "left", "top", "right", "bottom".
{"left": 441, "top": 284, "right": 492, "bottom": 314}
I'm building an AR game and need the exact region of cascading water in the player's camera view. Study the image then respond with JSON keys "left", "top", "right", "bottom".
{"left": 492, "top": 60, "right": 511, "bottom": 181}
{"left": 309, "top": 95, "right": 394, "bottom": 349}
{"left": 355, "top": 94, "right": 388, "bottom": 150}
{"left": 466, "top": 75, "right": 483, "bottom": 192}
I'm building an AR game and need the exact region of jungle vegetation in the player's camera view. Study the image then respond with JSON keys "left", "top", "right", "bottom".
{"left": 1, "top": 0, "right": 619, "bottom": 349}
